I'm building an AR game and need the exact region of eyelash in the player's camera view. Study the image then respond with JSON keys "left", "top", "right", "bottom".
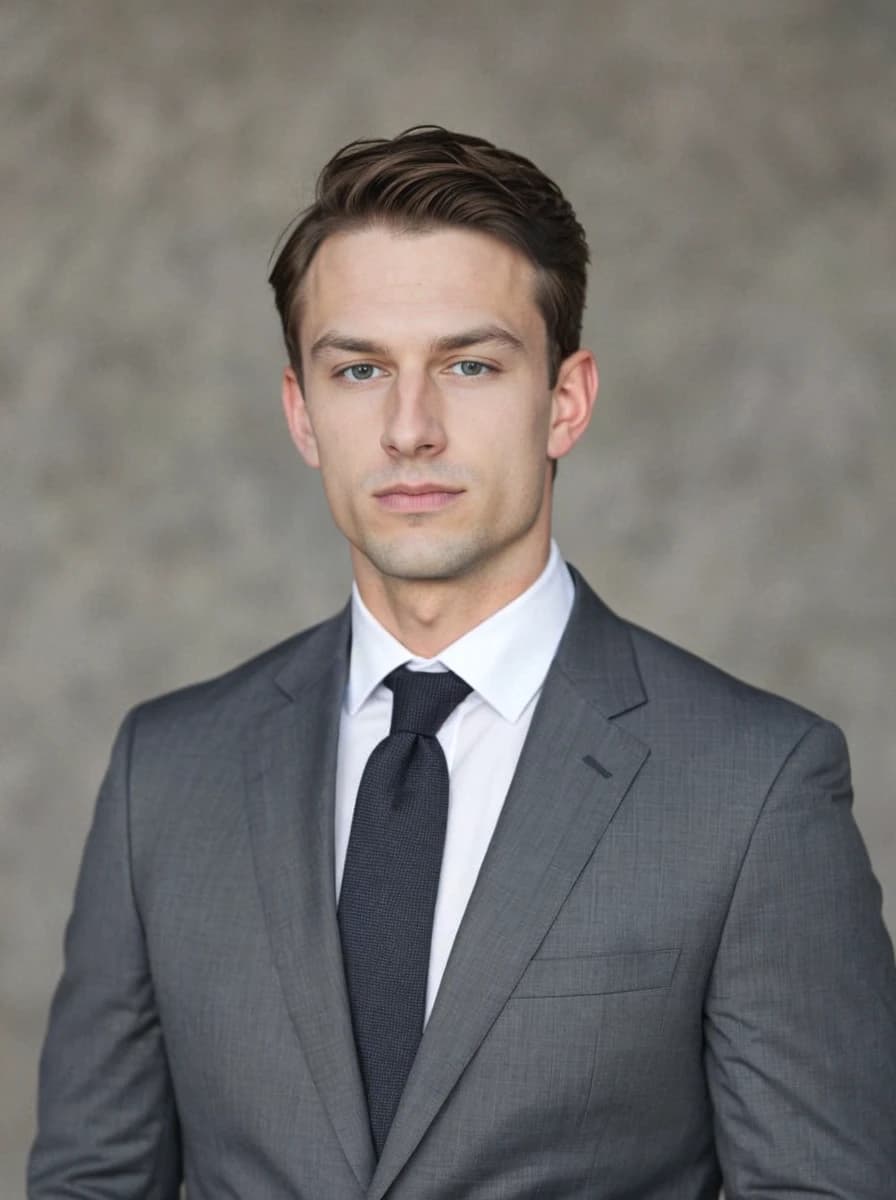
{"left": 336, "top": 364, "right": 384, "bottom": 382}
{"left": 335, "top": 360, "right": 496, "bottom": 382}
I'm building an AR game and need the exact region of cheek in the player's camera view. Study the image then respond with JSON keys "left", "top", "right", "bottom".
{"left": 313, "top": 414, "right": 368, "bottom": 477}
{"left": 313, "top": 439, "right": 358, "bottom": 518}
{"left": 478, "top": 410, "right": 550, "bottom": 478}
{"left": 464, "top": 398, "right": 541, "bottom": 457}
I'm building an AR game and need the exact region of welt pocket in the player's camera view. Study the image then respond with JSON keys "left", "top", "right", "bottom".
{"left": 512, "top": 948, "right": 679, "bottom": 999}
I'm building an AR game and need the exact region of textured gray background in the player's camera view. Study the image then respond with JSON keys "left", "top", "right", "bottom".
{"left": 3, "top": 0, "right": 895, "bottom": 1191}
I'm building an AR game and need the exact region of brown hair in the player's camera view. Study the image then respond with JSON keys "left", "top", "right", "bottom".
{"left": 268, "top": 126, "right": 589, "bottom": 387}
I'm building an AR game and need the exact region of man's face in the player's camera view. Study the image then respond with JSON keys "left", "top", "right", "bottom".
{"left": 283, "top": 225, "right": 592, "bottom": 591}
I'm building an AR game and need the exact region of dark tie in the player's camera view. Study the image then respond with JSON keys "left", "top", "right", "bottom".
{"left": 338, "top": 665, "right": 472, "bottom": 1155}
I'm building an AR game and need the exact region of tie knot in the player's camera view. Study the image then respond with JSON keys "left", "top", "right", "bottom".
{"left": 386, "top": 666, "right": 472, "bottom": 736}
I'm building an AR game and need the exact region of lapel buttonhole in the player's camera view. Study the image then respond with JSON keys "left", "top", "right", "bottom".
{"left": 582, "top": 753, "right": 613, "bottom": 779}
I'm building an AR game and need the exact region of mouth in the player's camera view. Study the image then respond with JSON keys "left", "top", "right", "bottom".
{"left": 373, "top": 483, "right": 465, "bottom": 513}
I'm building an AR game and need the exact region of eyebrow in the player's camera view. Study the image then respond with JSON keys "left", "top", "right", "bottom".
{"left": 309, "top": 324, "right": 526, "bottom": 360}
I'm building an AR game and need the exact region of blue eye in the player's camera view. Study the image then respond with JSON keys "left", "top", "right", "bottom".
{"left": 450, "top": 360, "right": 492, "bottom": 377}
{"left": 340, "top": 364, "right": 383, "bottom": 382}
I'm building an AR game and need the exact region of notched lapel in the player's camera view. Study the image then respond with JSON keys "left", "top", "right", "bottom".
{"left": 243, "top": 612, "right": 376, "bottom": 1191}
{"left": 369, "top": 577, "right": 651, "bottom": 1200}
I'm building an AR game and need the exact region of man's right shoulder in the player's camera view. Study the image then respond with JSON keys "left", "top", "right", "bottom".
{"left": 122, "top": 606, "right": 349, "bottom": 748}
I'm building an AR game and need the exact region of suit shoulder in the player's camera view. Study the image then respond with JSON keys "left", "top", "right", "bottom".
{"left": 609, "top": 618, "right": 853, "bottom": 807}
{"left": 622, "top": 616, "right": 834, "bottom": 746}
{"left": 565, "top": 566, "right": 834, "bottom": 750}
{"left": 126, "top": 607, "right": 348, "bottom": 741}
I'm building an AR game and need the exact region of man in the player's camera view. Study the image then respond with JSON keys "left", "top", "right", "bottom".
{"left": 29, "top": 127, "right": 896, "bottom": 1198}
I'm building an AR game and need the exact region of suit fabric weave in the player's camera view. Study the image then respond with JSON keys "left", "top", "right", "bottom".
{"left": 28, "top": 567, "right": 896, "bottom": 1199}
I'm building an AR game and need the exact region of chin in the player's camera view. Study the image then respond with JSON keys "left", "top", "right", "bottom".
{"left": 361, "top": 532, "right": 493, "bottom": 582}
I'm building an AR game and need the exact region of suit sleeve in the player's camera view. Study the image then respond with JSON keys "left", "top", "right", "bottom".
{"left": 28, "top": 709, "right": 182, "bottom": 1199}
{"left": 704, "top": 719, "right": 896, "bottom": 1198}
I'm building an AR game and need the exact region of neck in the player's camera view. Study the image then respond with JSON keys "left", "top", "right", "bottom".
{"left": 353, "top": 541, "right": 552, "bottom": 659}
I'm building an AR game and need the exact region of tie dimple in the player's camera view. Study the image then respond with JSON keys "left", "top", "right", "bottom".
{"left": 386, "top": 666, "right": 473, "bottom": 736}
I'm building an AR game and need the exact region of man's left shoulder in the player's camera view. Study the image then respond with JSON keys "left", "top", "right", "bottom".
{"left": 618, "top": 612, "right": 844, "bottom": 773}
{"left": 566, "top": 567, "right": 832, "bottom": 759}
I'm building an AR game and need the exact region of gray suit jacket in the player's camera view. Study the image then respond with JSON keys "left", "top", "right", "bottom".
{"left": 29, "top": 568, "right": 896, "bottom": 1198}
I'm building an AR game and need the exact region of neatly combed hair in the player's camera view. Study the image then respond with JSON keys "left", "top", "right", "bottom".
{"left": 268, "top": 126, "right": 590, "bottom": 386}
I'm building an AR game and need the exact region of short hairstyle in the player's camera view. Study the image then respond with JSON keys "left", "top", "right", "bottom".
{"left": 268, "top": 126, "right": 590, "bottom": 387}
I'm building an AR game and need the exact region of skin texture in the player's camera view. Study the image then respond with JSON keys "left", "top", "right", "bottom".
{"left": 282, "top": 225, "right": 598, "bottom": 656}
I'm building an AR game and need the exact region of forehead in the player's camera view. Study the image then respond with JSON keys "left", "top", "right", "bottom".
{"left": 299, "top": 225, "right": 543, "bottom": 350}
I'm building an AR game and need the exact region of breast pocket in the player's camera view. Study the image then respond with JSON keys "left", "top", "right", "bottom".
{"left": 511, "top": 947, "right": 679, "bottom": 999}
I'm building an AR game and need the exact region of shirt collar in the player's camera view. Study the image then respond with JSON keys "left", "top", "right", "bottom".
{"left": 346, "top": 540, "right": 575, "bottom": 723}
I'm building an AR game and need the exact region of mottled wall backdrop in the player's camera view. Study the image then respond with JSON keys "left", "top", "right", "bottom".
{"left": 3, "top": 0, "right": 894, "bottom": 1189}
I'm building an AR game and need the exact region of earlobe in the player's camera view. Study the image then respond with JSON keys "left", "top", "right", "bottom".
{"left": 547, "top": 350, "right": 598, "bottom": 463}
{"left": 282, "top": 367, "right": 320, "bottom": 469}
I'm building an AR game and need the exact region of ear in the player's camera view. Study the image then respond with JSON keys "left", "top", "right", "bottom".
{"left": 547, "top": 349, "right": 598, "bottom": 463}
{"left": 281, "top": 366, "right": 320, "bottom": 469}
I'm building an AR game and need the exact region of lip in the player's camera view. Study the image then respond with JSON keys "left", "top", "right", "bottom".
{"left": 373, "top": 483, "right": 465, "bottom": 497}
{"left": 374, "top": 484, "right": 464, "bottom": 512}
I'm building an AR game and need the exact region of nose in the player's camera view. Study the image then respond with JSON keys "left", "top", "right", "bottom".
{"left": 380, "top": 369, "right": 447, "bottom": 460}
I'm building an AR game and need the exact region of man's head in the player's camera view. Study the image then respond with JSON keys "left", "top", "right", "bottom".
{"left": 270, "top": 128, "right": 597, "bottom": 615}
{"left": 269, "top": 126, "right": 590, "bottom": 390}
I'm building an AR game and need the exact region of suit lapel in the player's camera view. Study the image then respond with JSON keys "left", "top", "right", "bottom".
{"left": 243, "top": 607, "right": 376, "bottom": 1191}
{"left": 368, "top": 571, "right": 650, "bottom": 1200}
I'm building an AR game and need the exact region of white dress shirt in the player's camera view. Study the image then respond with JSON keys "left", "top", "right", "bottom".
{"left": 335, "top": 540, "right": 575, "bottom": 1022}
